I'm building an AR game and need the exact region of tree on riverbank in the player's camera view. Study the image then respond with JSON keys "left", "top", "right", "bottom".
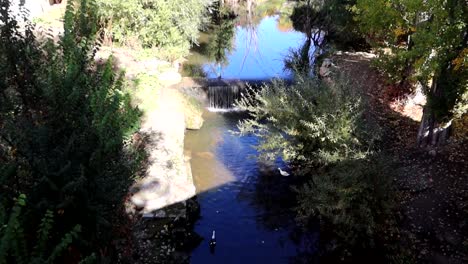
{"left": 355, "top": 0, "right": 468, "bottom": 146}
{"left": 289, "top": 0, "right": 467, "bottom": 145}
{"left": 290, "top": 0, "right": 364, "bottom": 51}
{"left": 0, "top": 0, "right": 140, "bottom": 261}
{"left": 95, "top": 0, "right": 214, "bottom": 59}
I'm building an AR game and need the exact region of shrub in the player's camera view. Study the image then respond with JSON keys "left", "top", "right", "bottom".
{"left": 95, "top": 0, "right": 213, "bottom": 59}
{"left": 0, "top": 194, "right": 89, "bottom": 264}
{"left": 1, "top": 0, "right": 140, "bottom": 260}
{"left": 236, "top": 75, "right": 379, "bottom": 168}
{"left": 236, "top": 74, "right": 392, "bottom": 257}
{"left": 295, "top": 156, "right": 394, "bottom": 253}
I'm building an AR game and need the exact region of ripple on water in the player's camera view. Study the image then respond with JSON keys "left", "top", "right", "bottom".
{"left": 185, "top": 110, "right": 308, "bottom": 263}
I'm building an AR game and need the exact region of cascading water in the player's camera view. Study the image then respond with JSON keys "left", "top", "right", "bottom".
{"left": 208, "top": 85, "right": 242, "bottom": 111}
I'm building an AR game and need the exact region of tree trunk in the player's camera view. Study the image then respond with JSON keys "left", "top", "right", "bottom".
{"left": 417, "top": 79, "right": 452, "bottom": 147}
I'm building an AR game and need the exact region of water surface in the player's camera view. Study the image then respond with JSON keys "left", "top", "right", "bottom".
{"left": 185, "top": 15, "right": 305, "bottom": 80}
{"left": 185, "top": 112, "right": 304, "bottom": 263}
{"left": 184, "top": 10, "right": 317, "bottom": 264}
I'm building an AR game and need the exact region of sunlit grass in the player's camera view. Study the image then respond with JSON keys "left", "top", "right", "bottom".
{"left": 129, "top": 74, "right": 162, "bottom": 114}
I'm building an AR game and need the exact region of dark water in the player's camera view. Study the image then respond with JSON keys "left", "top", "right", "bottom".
{"left": 185, "top": 112, "right": 315, "bottom": 263}
{"left": 184, "top": 9, "right": 317, "bottom": 264}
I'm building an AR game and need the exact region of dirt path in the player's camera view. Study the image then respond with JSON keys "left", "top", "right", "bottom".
{"left": 332, "top": 52, "right": 468, "bottom": 263}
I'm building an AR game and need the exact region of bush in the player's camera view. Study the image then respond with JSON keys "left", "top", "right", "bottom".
{"left": 1, "top": 0, "right": 140, "bottom": 261}
{"left": 295, "top": 157, "right": 394, "bottom": 253}
{"left": 95, "top": 0, "right": 213, "bottom": 59}
{"left": 236, "top": 75, "right": 379, "bottom": 168}
{"left": 0, "top": 194, "right": 90, "bottom": 264}
{"left": 236, "top": 74, "right": 392, "bottom": 257}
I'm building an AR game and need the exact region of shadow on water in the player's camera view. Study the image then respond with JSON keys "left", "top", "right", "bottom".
{"left": 185, "top": 111, "right": 319, "bottom": 263}
{"left": 181, "top": 2, "right": 320, "bottom": 263}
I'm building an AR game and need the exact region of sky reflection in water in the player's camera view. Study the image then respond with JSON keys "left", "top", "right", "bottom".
{"left": 200, "top": 16, "right": 305, "bottom": 80}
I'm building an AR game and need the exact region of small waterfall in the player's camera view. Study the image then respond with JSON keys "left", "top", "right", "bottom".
{"left": 208, "top": 85, "right": 241, "bottom": 111}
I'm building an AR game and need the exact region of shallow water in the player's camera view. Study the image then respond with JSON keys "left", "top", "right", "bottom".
{"left": 185, "top": 112, "right": 306, "bottom": 263}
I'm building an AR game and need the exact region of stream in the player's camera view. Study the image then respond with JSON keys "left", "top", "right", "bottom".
{"left": 184, "top": 8, "right": 317, "bottom": 263}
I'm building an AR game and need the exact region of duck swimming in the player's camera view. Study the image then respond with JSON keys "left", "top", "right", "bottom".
{"left": 278, "top": 167, "right": 290, "bottom": 177}
{"left": 209, "top": 230, "right": 216, "bottom": 247}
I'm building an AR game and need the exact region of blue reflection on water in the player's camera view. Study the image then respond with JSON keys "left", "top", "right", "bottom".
{"left": 202, "top": 16, "right": 305, "bottom": 80}
{"left": 188, "top": 113, "right": 303, "bottom": 264}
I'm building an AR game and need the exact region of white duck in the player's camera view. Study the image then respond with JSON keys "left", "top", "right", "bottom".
{"left": 209, "top": 230, "right": 216, "bottom": 247}
{"left": 278, "top": 167, "right": 290, "bottom": 177}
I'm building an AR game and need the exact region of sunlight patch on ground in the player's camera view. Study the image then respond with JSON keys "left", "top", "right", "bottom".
{"left": 388, "top": 85, "right": 425, "bottom": 122}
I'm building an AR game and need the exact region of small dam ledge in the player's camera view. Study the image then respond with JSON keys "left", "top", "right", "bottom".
{"left": 130, "top": 87, "right": 201, "bottom": 216}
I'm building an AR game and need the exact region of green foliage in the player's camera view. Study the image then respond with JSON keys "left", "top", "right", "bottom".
{"left": 205, "top": 5, "right": 237, "bottom": 65}
{"left": 1, "top": 0, "right": 140, "bottom": 261}
{"left": 182, "top": 64, "right": 207, "bottom": 78}
{"left": 0, "top": 195, "right": 27, "bottom": 264}
{"left": 236, "top": 74, "right": 390, "bottom": 256}
{"left": 236, "top": 75, "right": 378, "bottom": 167}
{"left": 0, "top": 195, "right": 82, "bottom": 264}
{"left": 47, "top": 225, "right": 81, "bottom": 263}
{"left": 355, "top": 0, "right": 468, "bottom": 121}
{"left": 283, "top": 40, "right": 313, "bottom": 75}
{"left": 295, "top": 157, "right": 394, "bottom": 252}
{"left": 290, "top": 0, "right": 365, "bottom": 50}
{"left": 95, "top": 0, "right": 213, "bottom": 59}
{"left": 353, "top": 0, "right": 404, "bottom": 41}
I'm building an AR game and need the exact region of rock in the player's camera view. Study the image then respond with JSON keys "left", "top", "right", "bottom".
{"left": 323, "top": 58, "right": 333, "bottom": 67}
{"left": 185, "top": 113, "right": 203, "bottom": 130}
{"left": 181, "top": 92, "right": 204, "bottom": 130}
{"left": 131, "top": 87, "right": 198, "bottom": 214}
{"left": 154, "top": 210, "right": 167, "bottom": 218}
{"left": 412, "top": 83, "right": 426, "bottom": 105}
{"left": 131, "top": 196, "right": 146, "bottom": 208}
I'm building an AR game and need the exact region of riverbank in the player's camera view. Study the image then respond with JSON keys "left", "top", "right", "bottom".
{"left": 328, "top": 52, "right": 468, "bottom": 263}
{"left": 96, "top": 48, "right": 205, "bottom": 263}
{"left": 30, "top": 3, "right": 206, "bottom": 262}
